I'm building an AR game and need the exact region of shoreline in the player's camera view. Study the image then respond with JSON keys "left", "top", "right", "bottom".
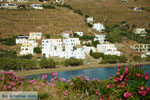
{"left": 15, "top": 62, "right": 150, "bottom": 77}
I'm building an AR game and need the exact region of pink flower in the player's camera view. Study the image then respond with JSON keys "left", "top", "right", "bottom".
{"left": 3, "top": 86, "right": 7, "bottom": 90}
{"left": 136, "top": 73, "right": 142, "bottom": 77}
{"left": 67, "top": 80, "right": 71, "bottom": 83}
{"left": 117, "top": 68, "right": 120, "bottom": 72}
{"left": 95, "top": 91, "right": 99, "bottom": 95}
{"left": 60, "top": 78, "right": 66, "bottom": 81}
{"left": 141, "top": 86, "right": 144, "bottom": 90}
{"left": 99, "top": 96, "right": 103, "bottom": 100}
{"left": 42, "top": 74, "right": 47, "bottom": 80}
{"left": 125, "top": 68, "right": 129, "bottom": 72}
{"left": 84, "top": 76, "right": 89, "bottom": 81}
{"left": 109, "top": 76, "right": 112, "bottom": 80}
{"left": 138, "top": 90, "right": 148, "bottom": 96}
{"left": 106, "top": 84, "right": 110, "bottom": 89}
{"left": 117, "top": 65, "right": 121, "bottom": 68}
{"left": 116, "top": 72, "right": 120, "bottom": 76}
{"left": 123, "top": 91, "right": 131, "bottom": 98}
{"left": 54, "top": 76, "right": 58, "bottom": 79}
{"left": 53, "top": 72, "right": 58, "bottom": 76}
{"left": 70, "top": 82, "right": 73, "bottom": 86}
{"left": 121, "top": 82, "right": 125, "bottom": 88}
{"left": 146, "top": 87, "right": 150, "bottom": 91}
{"left": 51, "top": 78, "right": 54, "bottom": 81}
{"left": 145, "top": 75, "right": 149, "bottom": 80}
{"left": 114, "top": 78, "right": 120, "bottom": 82}
{"left": 63, "top": 90, "right": 68, "bottom": 96}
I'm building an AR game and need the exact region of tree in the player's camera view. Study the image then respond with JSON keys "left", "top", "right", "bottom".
{"left": 89, "top": 49, "right": 93, "bottom": 56}
{"left": 45, "top": 34, "right": 51, "bottom": 39}
{"left": 92, "top": 40, "right": 99, "bottom": 47}
{"left": 92, "top": 52, "right": 104, "bottom": 59}
{"left": 40, "top": 58, "right": 56, "bottom": 68}
{"left": 64, "top": 57, "right": 83, "bottom": 66}
{"left": 133, "top": 56, "right": 142, "bottom": 62}
{"left": 34, "top": 47, "right": 41, "bottom": 54}
{"left": 117, "top": 55, "right": 128, "bottom": 63}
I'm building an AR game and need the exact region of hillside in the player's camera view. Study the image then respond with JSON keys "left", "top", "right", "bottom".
{"left": 0, "top": 7, "right": 90, "bottom": 38}
{"left": 65, "top": 0, "right": 150, "bottom": 28}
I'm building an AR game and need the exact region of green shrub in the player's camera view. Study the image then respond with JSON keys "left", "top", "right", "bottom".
{"left": 34, "top": 47, "right": 41, "bottom": 54}
{"left": 87, "top": 23, "right": 93, "bottom": 28}
{"left": 42, "top": 4, "right": 55, "bottom": 9}
{"left": 92, "top": 40, "right": 99, "bottom": 47}
{"left": 79, "top": 35, "right": 95, "bottom": 40}
{"left": 117, "top": 55, "right": 128, "bottom": 63}
{"left": 100, "top": 59, "right": 107, "bottom": 64}
{"left": 0, "top": 58, "right": 37, "bottom": 71}
{"left": 19, "top": 54, "right": 33, "bottom": 59}
{"left": 40, "top": 58, "right": 56, "bottom": 68}
{"left": 64, "top": 57, "right": 83, "bottom": 66}
{"left": 133, "top": 56, "right": 142, "bottom": 62}
{"left": 73, "top": 33, "right": 80, "bottom": 37}
{"left": 57, "top": 3, "right": 72, "bottom": 10}
{"left": 0, "top": 36, "right": 16, "bottom": 46}
{"left": 92, "top": 52, "right": 104, "bottom": 59}
{"left": 0, "top": 49, "right": 17, "bottom": 58}
{"left": 74, "top": 9, "right": 83, "bottom": 16}
{"left": 45, "top": 34, "right": 51, "bottom": 39}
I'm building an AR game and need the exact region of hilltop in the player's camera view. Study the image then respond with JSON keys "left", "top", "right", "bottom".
{"left": 0, "top": 6, "right": 89, "bottom": 38}
{"left": 65, "top": 0, "right": 150, "bottom": 28}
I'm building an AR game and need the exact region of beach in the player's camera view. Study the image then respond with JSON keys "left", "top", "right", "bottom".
{"left": 15, "top": 62, "right": 150, "bottom": 76}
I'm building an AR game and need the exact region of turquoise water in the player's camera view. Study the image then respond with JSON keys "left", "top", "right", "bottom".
{"left": 26, "top": 64, "right": 150, "bottom": 81}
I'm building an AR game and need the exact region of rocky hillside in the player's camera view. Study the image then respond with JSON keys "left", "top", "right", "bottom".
{"left": 65, "top": 0, "right": 150, "bottom": 28}
{"left": 0, "top": 7, "right": 89, "bottom": 38}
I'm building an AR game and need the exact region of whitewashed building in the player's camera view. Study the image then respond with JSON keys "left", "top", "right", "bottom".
{"left": 55, "top": 0, "right": 64, "bottom": 5}
{"left": 75, "top": 32, "right": 83, "bottom": 36}
{"left": 94, "top": 35, "right": 106, "bottom": 43}
{"left": 82, "top": 46, "right": 96, "bottom": 54}
{"left": 30, "top": 4, "right": 43, "bottom": 10}
{"left": 16, "top": 35, "right": 29, "bottom": 44}
{"left": 0, "top": 3, "right": 18, "bottom": 9}
{"left": 17, "top": 0, "right": 28, "bottom": 2}
{"left": 29, "top": 32, "right": 42, "bottom": 40}
{"left": 134, "top": 28, "right": 147, "bottom": 36}
{"left": 63, "top": 38, "right": 80, "bottom": 46}
{"left": 92, "top": 23, "right": 105, "bottom": 32}
{"left": 20, "top": 40, "right": 38, "bottom": 55}
{"left": 42, "top": 38, "right": 85, "bottom": 59}
{"left": 62, "top": 31, "right": 73, "bottom": 38}
{"left": 86, "top": 17, "right": 94, "bottom": 24}
{"left": 97, "top": 44, "right": 121, "bottom": 56}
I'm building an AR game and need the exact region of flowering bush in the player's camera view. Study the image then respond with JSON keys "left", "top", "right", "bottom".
{"left": 0, "top": 64, "right": 150, "bottom": 100}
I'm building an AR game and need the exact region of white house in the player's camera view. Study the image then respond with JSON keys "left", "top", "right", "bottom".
{"left": 82, "top": 46, "right": 96, "bottom": 54}
{"left": 120, "top": 0, "right": 128, "bottom": 3}
{"left": 16, "top": 35, "right": 29, "bottom": 44}
{"left": 0, "top": 3, "right": 18, "bottom": 9}
{"left": 63, "top": 38, "right": 80, "bottom": 46}
{"left": 30, "top": 4, "right": 43, "bottom": 10}
{"left": 92, "top": 23, "right": 105, "bottom": 32}
{"left": 17, "top": 0, "right": 28, "bottom": 2}
{"left": 134, "top": 28, "right": 147, "bottom": 36}
{"left": 42, "top": 39, "right": 85, "bottom": 59}
{"left": 94, "top": 35, "right": 106, "bottom": 43}
{"left": 97, "top": 44, "right": 121, "bottom": 56}
{"left": 62, "top": 31, "right": 73, "bottom": 38}
{"left": 20, "top": 40, "right": 38, "bottom": 55}
{"left": 75, "top": 32, "right": 83, "bottom": 36}
{"left": 29, "top": 32, "right": 42, "bottom": 40}
{"left": 86, "top": 17, "right": 94, "bottom": 24}
{"left": 55, "top": 0, "right": 64, "bottom": 5}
